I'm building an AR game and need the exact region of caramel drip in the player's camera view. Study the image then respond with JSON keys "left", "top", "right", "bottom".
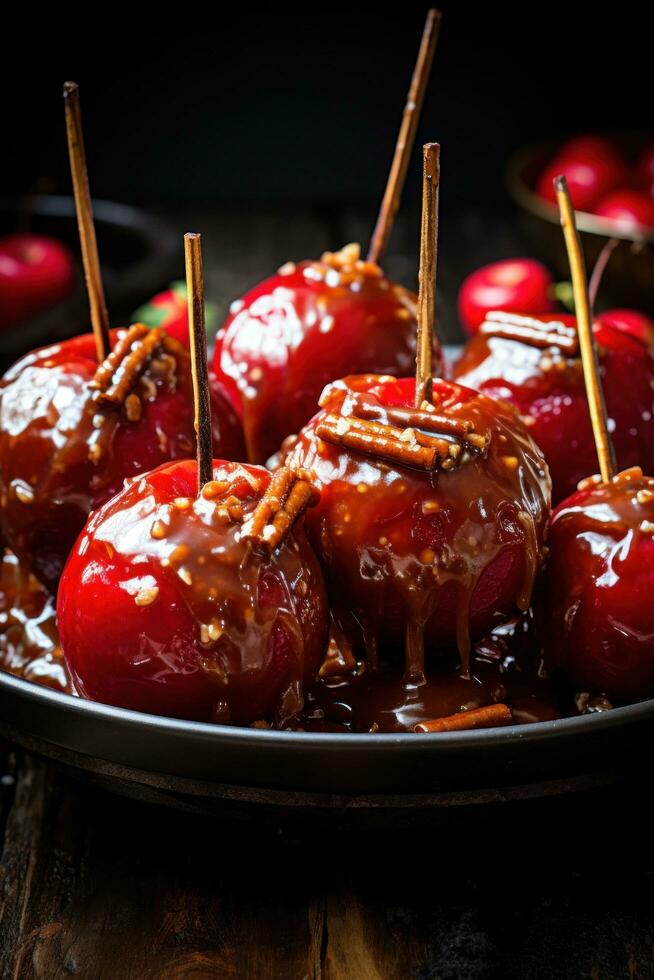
{"left": 0, "top": 551, "right": 71, "bottom": 694}
{"left": 90, "top": 325, "right": 181, "bottom": 407}
{"left": 414, "top": 703, "right": 512, "bottom": 733}
{"left": 479, "top": 311, "right": 579, "bottom": 353}
{"left": 404, "top": 618, "right": 426, "bottom": 685}
{"left": 516, "top": 510, "right": 539, "bottom": 611}
{"left": 455, "top": 578, "right": 473, "bottom": 681}
{"left": 318, "top": 620, "right": 357, "bottom": 679}
{"left": 241, "top": 467, "right": 318, "bottom": 553}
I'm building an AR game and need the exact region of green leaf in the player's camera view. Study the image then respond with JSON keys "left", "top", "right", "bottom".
{"left": 131, "top": 301, "right": 169, "bottom": 328}
{"left": 552, "top": 281, "right": 575, "bottom": 312}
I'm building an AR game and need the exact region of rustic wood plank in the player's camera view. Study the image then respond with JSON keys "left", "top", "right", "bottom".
{"left": 1, "top": 755, "right": 654, "bottom": 979}
{"left": 0, "top": 754, "right": 319, "bottom": 979}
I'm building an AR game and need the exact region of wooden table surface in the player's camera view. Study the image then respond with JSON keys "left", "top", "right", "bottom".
{"left": 1, "top": 747, "right": 654, "bottom": 979}
{"left": 1, "top": 206, "right": 653, "bottom": 979}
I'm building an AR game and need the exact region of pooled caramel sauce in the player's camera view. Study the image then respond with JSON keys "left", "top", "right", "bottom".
{"left": 304, "top": 610, "right": 562, "bottom": 733}
{"left": 0, "top": 550, "right": 72, "bottom": 694}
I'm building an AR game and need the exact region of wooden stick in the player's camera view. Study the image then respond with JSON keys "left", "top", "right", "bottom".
{"left": 184, "top": 233, "right": 213, "bottom": 493}
{"left": 555, "top": 177, "right": 616, "bottom": 483}
{"left": 415, "top": 143, "right": 440, "bottom": 408}
{"left": 63, "top": 82, "right": 111, "bottom": 362}
{"left": 367, "top": 9, "right": 441, "bottom": 264}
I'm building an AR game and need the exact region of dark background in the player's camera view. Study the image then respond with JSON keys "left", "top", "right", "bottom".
{"left": 1, "top": 4, "right": 651, "bottom": 345}
{"left": 3, "top": 6, "right": 651, "bottom": 209}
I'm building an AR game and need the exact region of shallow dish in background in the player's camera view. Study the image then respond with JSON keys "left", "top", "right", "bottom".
{"left": 0, "top": 195, "right": 178, "bottom": 370}
{"left": 506, "top": 137, "right": 654, "bottom": 314}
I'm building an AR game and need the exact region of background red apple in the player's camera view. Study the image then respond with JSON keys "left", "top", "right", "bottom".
{"left": 457, "top": 258, "right": 556, "bottom": 334}
{"left": 594, "top": 189, "right": 654, "bottom": 232}
{"left": 536, "top": 137, "right": 626, "bottom": 212}
{"left": 0, "top": 233, "right": 75, "bottom": 330}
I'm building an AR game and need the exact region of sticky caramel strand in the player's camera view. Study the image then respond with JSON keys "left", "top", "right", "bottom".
{"left": 414, "top": 703, "right": 513, "bottom": 734}
{"left": 241, "top": 467, "right": 318, "bottom": 553}
{"left": 316, "top": 402, "right": 488, "bottom": 473}
{"left": 479, "top": 311, "right": 579, "bottom": 354}
{"left": 90, "top": 324, "right": 181, "bottom": 407}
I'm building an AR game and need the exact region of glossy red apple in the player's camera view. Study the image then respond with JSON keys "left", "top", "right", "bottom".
{"left": 594, "top": 189, "right": 654, "bottom": 233}
{"left": 536, "top": 137, "right": 626, "bottom": 212}
{"left": 211, "top": 244, "right": 436, "bottom": 463}
{"left": 544, "top": 467, "right": 654, "bottom": 701}
{"left": 0, "top": 233, "right": 75, "bottom": 330}
{"left": 0, "top": 328, "right": 245, "bottom": 590}
{"left": 596, "top": 309, "right": 654, "bottom": 348}
{"left": 286, "top": 374, "right": 550, "bottom": 673}
{"left": 58, "top": 459, "right": 328, "bottom": 725}
{"left": 452, "top": 312, "right": 654, "bottom": 504}
{"left": 457, "top": 258, "right": 555, "bottom": 335}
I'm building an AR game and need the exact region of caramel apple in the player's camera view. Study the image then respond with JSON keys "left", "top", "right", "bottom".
{"left": 212, "top": 245, "right": 429, "bottom": 463}
{"left": 286, "top": 145, "right": 551, "bottom": 733}
{"left": 286, "top": 373, "right": 550, "bottom": 680}
{"left": 545, "top": 467, "right": 654, "bottom": 700}
{"left": 58, "top": 235, "right": 328, "bottom": 725}
{"left": 543, "top": 176, "right": 654, "bottom": 703}
{"left": 452, "top": 310, "right": 654, "bottom": 505}
{"left": 57, "top": 459, "right": 327, "bottom": 724}
{"left": 0, "top": 85, "right": 245, "bottom": 590}
{"left": 0, "top": 327, "right": 244, "bottom": 591}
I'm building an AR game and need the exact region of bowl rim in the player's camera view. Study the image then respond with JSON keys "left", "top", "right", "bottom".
{"left": 3, "top": 667, "right": 653, "bottom": 754}
{"left": 506, "top": 140, "right": 654, "bottom": 244}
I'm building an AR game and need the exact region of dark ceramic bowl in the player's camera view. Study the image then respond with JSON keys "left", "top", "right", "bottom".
{"left": 0, "top": 669, "right": 651, "bottom": 828}
{"left": 0, "top": 195, "right": 178, "bottom": 370}
{"left": 506, "top": 137, "right": 654, "bottom": 314}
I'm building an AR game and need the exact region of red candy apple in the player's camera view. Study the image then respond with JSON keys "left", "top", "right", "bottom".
{"left": 286, "top": 374, "right": 550, "bottom": 677}
{"left": 544, "top": 467, "right": 654, "bottom": 701}
{"left": 133, "top": 281, "right": 220, "bottom": 350}
{"left": 457, "top": 258, "right": 555, "bottom": 334}
{"left": 594, "top": 189, "right": 654, "bottom": 233}
{"left": 597, "top": 309, "right": 654, "bottom": 348}
{"left": 58, "top": 460, "right": 328, "bottom": 725}
{"left": 536, "top": 137, "right": 626, "bottom": 212}
{"left": 452, "top": 311, "right": 654, "bottom": 504}
{"left": 211, "top": 244, "right": 439, "bottom": 464}
{"left": 0, "top": 233, "right": 75, "bottom": 330}
{"left": 0, "top": 326, "right": 245, "bottom": 590}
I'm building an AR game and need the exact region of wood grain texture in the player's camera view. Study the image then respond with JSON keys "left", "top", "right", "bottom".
{"left": 2, "top": 746, "right": 654, "bottom": 979}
